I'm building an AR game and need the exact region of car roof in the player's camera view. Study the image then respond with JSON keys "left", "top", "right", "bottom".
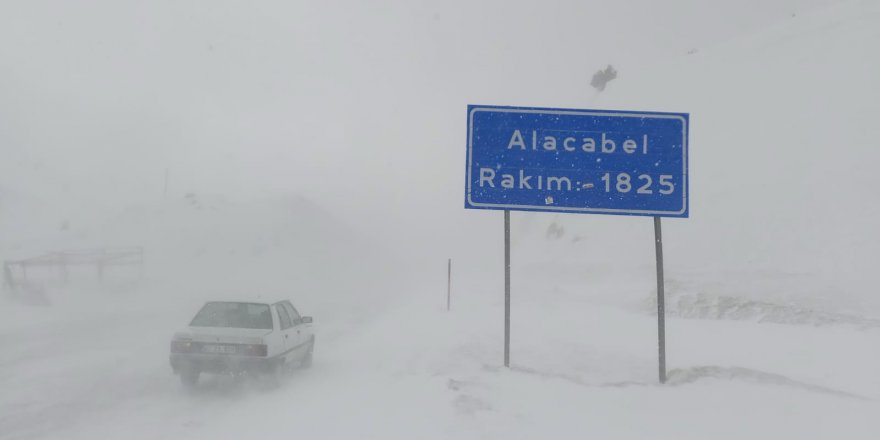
{"left": 204, "top": 297, "right": 292, "bottom": 307}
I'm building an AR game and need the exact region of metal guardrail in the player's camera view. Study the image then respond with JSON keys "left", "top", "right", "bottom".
{"left": 8, "top": 247, "right": 144, "bottom": 266}
{"left": 3, "top": 247, "right": 144, "bottom": 289}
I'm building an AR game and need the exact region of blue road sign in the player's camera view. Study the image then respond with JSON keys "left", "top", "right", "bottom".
{"left": 465, "top": 105, "right": 689, "bottom": 217}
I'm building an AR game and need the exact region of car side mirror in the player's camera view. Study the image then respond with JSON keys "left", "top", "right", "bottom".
{"left": 301, "top": 316, "right": 313, "bottom": 324}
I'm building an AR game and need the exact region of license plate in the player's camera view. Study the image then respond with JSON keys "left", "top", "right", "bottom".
{"left": 202, "top": 344, "right": 237, "bottom": 354}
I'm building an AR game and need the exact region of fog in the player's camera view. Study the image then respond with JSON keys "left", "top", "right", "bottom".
{"left": 2, "top": 1, "right": 879, "bottom": 439}
{"left": 1, "top": 0, "right": 839, "bottom": 257}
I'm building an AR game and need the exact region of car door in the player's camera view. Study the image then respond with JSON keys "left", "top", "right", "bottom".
{"left": 274, "top": 302, "right": 297, "bottom": 363}
{"left": 283, "top": 301, "right": 310, "bottom": 359}
{"left": 263, "top": 303, "right": 285, "bottom": 358}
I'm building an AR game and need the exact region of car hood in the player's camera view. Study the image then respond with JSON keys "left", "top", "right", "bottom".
{"left": 174, "top": 326, "right": 272, "bottom": 344}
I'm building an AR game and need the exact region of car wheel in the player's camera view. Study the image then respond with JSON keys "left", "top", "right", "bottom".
{"left": 261, "top": 359, "right": 285, "bottom": 389}
{"left": 301, "top": 336, "right": 314, "bottom": 369}
{"left": 180, "top": 369, "right": 200, "bottom": 388}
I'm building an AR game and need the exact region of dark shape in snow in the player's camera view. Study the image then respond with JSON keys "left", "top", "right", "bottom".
{"left": 590, "top": 65, "right": 618, "bottom": 91}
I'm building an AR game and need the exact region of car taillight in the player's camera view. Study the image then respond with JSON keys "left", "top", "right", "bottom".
{"left": 242, "top": 344, "right": 267, "bottom": 357}
{"left": 171, "top": 340, "right": 194, "bottom": 353}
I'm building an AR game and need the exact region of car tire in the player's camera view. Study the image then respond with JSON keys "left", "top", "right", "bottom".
{"left": 180, "top": 369, "right": 200, "bottom": 388}
{"left": 301, "top": 336, "right": 314, "bottom": 369}
{"left": 261, "top": 359, "right": 285, "bottom": 389}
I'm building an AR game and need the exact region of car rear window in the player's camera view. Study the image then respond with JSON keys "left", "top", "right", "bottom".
{"left": 190, "top": 302, "right": 273, "bottom": 330}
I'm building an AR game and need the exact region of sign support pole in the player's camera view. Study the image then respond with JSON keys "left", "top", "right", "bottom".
{"left": 504, "top": 210, "right": 511, "bottom": 368}
{"left": 654, "top": 216, "right": 667, "bottom": 384}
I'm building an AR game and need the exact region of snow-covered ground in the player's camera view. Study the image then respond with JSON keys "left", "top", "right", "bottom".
{"left": 2, "top": 0, "right": 880, "bottom": 439}
{"left": 2, "top": 278, "right": 878, "bottom": 439}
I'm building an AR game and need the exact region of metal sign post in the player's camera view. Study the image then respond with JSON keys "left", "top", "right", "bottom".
{"left": 504, "top": 210, "right": 511, "bottom": 368}
{"left": 654, "top": 217, "right": 667, "bottom": 383}
{"left": 464, "top": 105, "right": 689, "bottom": 382}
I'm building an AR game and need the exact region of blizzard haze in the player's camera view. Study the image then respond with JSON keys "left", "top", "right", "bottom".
{"left": 2, "top": 0, "right": 880, "bottom": 439}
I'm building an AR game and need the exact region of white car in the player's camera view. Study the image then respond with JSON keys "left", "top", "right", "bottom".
{"left": 170, "top": 300, "right": 314, "bottom": 386}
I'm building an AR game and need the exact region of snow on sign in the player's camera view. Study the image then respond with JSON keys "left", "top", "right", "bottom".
{"left": 465, "top": 105, "right": 689, "bottom": 217}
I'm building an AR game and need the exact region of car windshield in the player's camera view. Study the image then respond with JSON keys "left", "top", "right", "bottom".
{"left": 189, "top": 302, "right": 273, "bottom": 330}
